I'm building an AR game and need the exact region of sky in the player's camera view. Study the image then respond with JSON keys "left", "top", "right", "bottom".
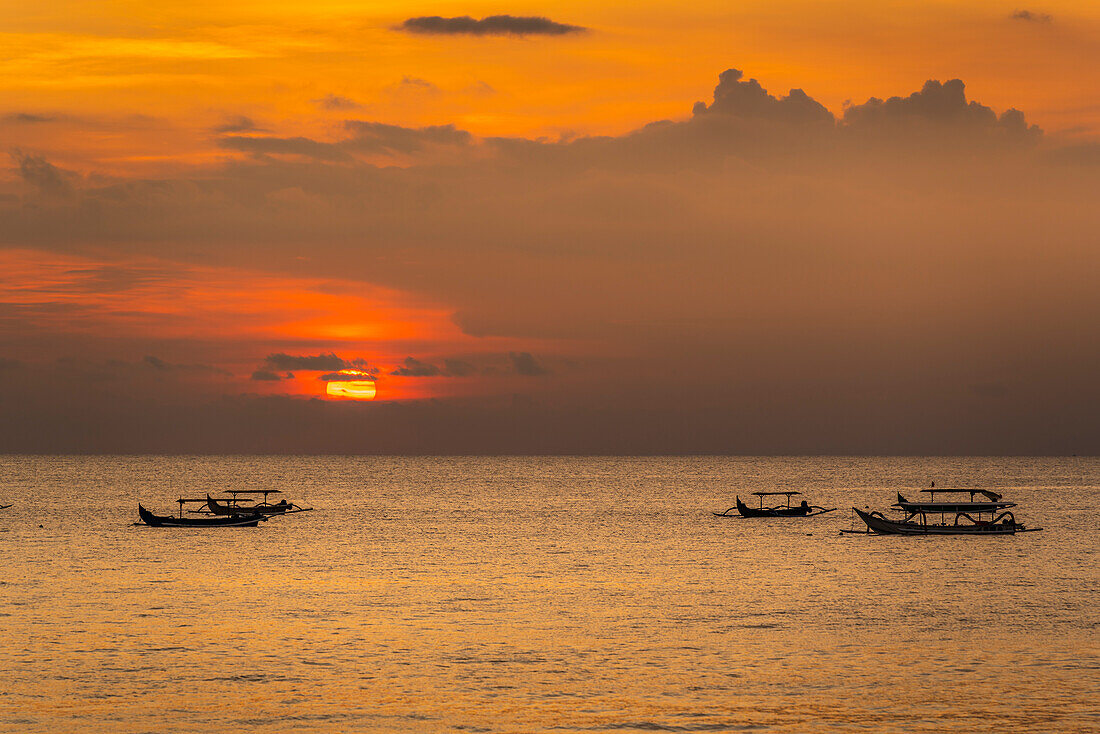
{"left": 1, "top": 1, "right": 1098, "bottom": 453}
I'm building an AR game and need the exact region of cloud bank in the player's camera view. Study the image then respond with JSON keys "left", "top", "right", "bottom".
{"left": 1, "top": 68, "right": 1096, "bottom": 452}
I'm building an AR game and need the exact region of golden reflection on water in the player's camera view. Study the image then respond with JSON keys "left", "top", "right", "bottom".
{"left": 0, "top": 456, "right": 1096, "bottom": 732}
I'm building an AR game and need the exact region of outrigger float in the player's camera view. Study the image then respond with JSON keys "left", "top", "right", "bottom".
{"left": 137, "top": 489, "right": 312, "bottom": 528}
{"left": 714, "top": 491, "right": 836, "bottom": 518}
{"left": 845, "top": 488, "right": 1041, "bottom": 535}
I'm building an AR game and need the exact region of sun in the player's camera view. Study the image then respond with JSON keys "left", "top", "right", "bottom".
{"left": 325, "top": 369, "right": 377, "bottom": 400}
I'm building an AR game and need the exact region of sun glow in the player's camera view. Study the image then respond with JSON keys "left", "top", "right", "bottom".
{"left": 325, "top": 369, "right": 377, "bottom": 400}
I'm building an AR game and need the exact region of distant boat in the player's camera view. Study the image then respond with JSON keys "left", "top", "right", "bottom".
{"left": 204, "top": 490, "right": 311, "bottom": 516}
{"left": 849, "top": 488, "right": 1041, "bottom": 535}
{"left": 0, "top": 504, "right": 11, "bottom": 510}
{"left": 714, "top": 491, "right": 836, "bottom": 518}
{"left": 137, "top": 504, "right": 265, "bottom": 528}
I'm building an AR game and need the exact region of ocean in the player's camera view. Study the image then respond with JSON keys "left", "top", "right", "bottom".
{"left": 0, "top": 456, "right": 1096, "bottom": 732}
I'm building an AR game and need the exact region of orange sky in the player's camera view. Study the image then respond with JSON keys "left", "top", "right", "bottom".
{"left": 1, "top": 0, "right": 1098, "bottom": 177}
{"left": 0, "top": 1, "right": 1097, "bottom": 451}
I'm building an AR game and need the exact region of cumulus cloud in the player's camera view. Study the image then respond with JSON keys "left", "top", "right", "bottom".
{"left": 1011, "top": 10, "right": 1052, "bottom": 22}
{"left": 312, "top": 94, "right": 363, "bottom": 111}
{"left": 397, "top": 15, "right": 586, "bottom": 36}
{"left": 510, "top": 352, "right": 547, "bottom": 376}
{"left": 692, "top": 68, "right": 832, "bottom": 124}
{"left": 842, "top": 79, "right": 1040, "bottom": 138}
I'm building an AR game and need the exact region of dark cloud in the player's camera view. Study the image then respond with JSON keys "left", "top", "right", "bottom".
{"left": 443, "top": 359, "right": 476, "bottom": 377}
{"left": 250, "top": 369, "right": 283, "bottom": 381}
{"left": 312, "top": 94, "right": 363, "bottom": 111}
{"left": 397, "top": 15, "right": 585, "bottom": 36}
{"left": 217, "top": 135, "right": 353, "bottom": 162}
{"left": 390, "top": 357, "right": 441, "bottom": 377}
{"left": 11, "top": 150, "right": 76, "bottom": 197}
{"left": 2, "top": 113, "right": 62, "bottom": 124}
{"left": 842, "top": 79, "right": 1040, "bottom": 138}
{"left": 264, "top": 353, "right": 347, "bottom": 371}
{"left": 213, "top": 116, "right": 263, "bottom": 134}
{"left": 510, "top": 352, "right": 548, "bottom": 376}
{"left": 692, "top": 68, "right": 833, "bottom": 125}
{"left": 144, "top": 355, "right": 168, "bottom": 370}
{"left": 318, "top": 371, "right": 375, "bottom": 382}
{"left": 1011, "top": 10, "right": 1052, "bottom": 22}
{"left": 392, "top": 76, "right": 441, "bottom": 95}
{"left": 343, "top": 121, "right": 471, "bottom": 155}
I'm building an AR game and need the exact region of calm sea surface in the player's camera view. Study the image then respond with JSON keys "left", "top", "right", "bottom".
{"left": 0, "top": 456, "right": 1096, "bottom": 733}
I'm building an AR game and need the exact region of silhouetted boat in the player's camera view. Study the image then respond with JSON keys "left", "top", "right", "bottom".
{"left": 137, "top": 504, "right": 265, "bottom": 527}
{"left": 0, "top": 504, "right": 11, "bottom": 510}
{"left": 204, "top": 490, "right": 311, "bottom": 516}
{"left": 714, "top": 491, "right": 836, "bottom": 518}
{"left": 849, "top": 488, "right": 1041, "bottom": 535}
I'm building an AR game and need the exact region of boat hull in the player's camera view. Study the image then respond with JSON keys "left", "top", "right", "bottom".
{"left": 735, "top": 496, "right": 811, "bottom": 517}
{"left": 138, "top": 504, "right": 262, "bottom": 527}
{"left": 853, "top": 508, "right": 1018, "bottom": 535}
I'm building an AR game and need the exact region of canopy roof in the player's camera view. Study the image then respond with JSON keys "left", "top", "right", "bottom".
{"left": 752, "top": 491, "right": 801, "bottom": 496}
{"left": 225, "top": 489, "right": 282, "bottom": 494}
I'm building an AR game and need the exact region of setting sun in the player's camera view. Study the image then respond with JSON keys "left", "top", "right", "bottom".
{"left": 325, "top": 370, "right": 377, "bottom": 400}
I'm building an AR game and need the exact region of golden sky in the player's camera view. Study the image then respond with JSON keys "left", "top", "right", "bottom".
{"left": 0, "top": 1, "right": 1097, "bottom": 451}
{"left": 2, "top": 0, "right": 1098, "bottom": 174}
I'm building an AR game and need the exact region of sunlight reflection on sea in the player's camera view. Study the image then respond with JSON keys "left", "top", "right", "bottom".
{"left": 0, "top": 456, "right": 1096, "bottom": 732}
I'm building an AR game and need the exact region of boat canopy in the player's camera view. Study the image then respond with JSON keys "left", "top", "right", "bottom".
{"left": 920, "top": 488, "right": 1003, "bottom": 501}
{"left": 226, "top": 489, "right": 282, "bottom": 495}
{"left": 751, "top": 491, "right": 801, "bottom": 496}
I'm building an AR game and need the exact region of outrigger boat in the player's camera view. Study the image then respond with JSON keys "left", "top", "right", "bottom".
{"left": 202, "top": 490, "right": 312, "bottom": 516}
{"left": 137, "top": 503, "right": 266, "bottom": 528}
{"left": 714, "top": 491, "right": 836, "bottom": 518}
{"left": 849, "top": 488, "right": 1041, "bottom": 535}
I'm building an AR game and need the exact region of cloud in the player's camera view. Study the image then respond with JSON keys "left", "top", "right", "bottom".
{"left": 1011, "top": 10, "right": 1052, "bottom": 22}
{"left": 212, "top": 115, "right": 263, "bottom": 134}
{"left": 217, "top": 135, "right": 353, "bottom": 162}
{"left": 1, "top": 68, "right": 1095, "bottom": 452}
{"left": 397, "top": 15, "right": 586, "bottom": 37}
{"left": 264, "top": 352, "right": 347, "bottom": 371}
{"left": 312, "top": 94, "right": 363, "bottom": 111}
{"left": 318, "top": 370, "right": 375, "bottom": 381}
{"left": 390, "top": 357, "right": 441, "bottom": 377}
{"left": 144, "top": 355, "right": 169, "bottom": 370}
{"left": 2, "top": 113, "right": 62, "bottom": 124}
{"left": 250, "top": 369, "right": 283, "bottom": 381}
{"left": 343, "top": 121, "right": 472, "bottom": 155}
{"left": 510, "top": 352, "right": 547, "bottom": 376}
{"left": 842, "top": 79, "right": 1040, "bottom": 138}
{"left": 391, "top": 76, "right": 441, "bottom": 95}
{"left": 443, "top": 359, "right": 476, "bottom": 377}
{"left": 11, "top": 150, "right": 76, "bottom": 197}
{"left": 692, "top": 68, "right": 833, "bottom": 124}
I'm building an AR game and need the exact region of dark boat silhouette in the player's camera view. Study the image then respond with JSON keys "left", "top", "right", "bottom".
{"left": 849, "top": 488, "right": 1041, "bottom": 535}
{"left": 714, "top": 491, "right": 836, "bottom": 518}
{"left": 137, "top": 504, "right": 265, "bottom": 527}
